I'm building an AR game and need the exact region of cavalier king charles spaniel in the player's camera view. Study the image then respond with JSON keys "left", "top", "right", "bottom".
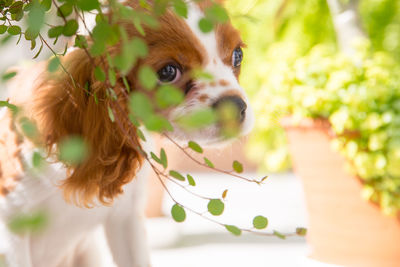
{"left": 0, "top": 1, "right": 254, "bottom": 266}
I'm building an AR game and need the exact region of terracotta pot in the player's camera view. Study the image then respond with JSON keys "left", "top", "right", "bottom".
{"left": 282, "top": 118, "right": 400, "bottom": 267}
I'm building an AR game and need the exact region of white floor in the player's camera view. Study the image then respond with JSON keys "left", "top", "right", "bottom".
{"left": 147, "top": 172, "right": 342, "bottom": 267}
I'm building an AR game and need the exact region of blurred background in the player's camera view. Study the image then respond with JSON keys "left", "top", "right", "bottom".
{"left": 1, "top": 0, "right": 400, "bottom": 266}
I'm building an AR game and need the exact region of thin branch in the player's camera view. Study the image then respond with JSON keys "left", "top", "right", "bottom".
{"left": 162, "top": 134, "right": 264, "bottom": 184}
{"left": 30, "top": 2, "right": 302, "bottom": 239}
{"left": 149, "top": 159, "right": 299, "bottom": 238}
{"left": 154, "top": 168, "right": 213, "bottom": 200}
{"left": 52, "top": 0, "right": 68, "bottom": 24}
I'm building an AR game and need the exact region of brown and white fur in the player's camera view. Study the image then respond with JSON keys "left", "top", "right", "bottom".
{"left": 0, "top": 1, "right": 254, "bottom": 267}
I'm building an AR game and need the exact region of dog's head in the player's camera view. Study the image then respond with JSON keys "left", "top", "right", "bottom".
{"left": 135, "top": 1, "right": 254, "bottom": 145}
{"left": 34, "top": 0, "right": 253, "bottom": 206}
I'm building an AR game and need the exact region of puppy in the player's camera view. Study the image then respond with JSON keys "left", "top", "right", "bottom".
{"left": 0, "top": 1, "right": 254, "bottom": 266}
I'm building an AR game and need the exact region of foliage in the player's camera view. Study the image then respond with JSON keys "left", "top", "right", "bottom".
{"left": 0, "top": 0, "right": 305, "bottom": 238}
{"left": 359, "top": 0, "right": 400, "bottom": 61}
{"left": 227, "top": 0, "right": 400, "bottom": 172}
{"left": 250, "top": 41, "right": 400, "bottom": 215}
{"left": 226, "top": 0, "right": 400, "bottom": 214}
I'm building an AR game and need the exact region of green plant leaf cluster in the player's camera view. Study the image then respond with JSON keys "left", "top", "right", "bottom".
{"left": 251, "top": 41, "right": 400, "bottom": 215}
{"left": 226, "top": 0, "right": 400, "bottom": 173}
{"left": 226, "top": 0, "right": 400, "bottom": 215}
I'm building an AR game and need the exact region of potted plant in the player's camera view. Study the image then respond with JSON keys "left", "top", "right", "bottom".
{"left": 280, "top": 42, "right": 400, "bottom": 267}
{"left": 231, "top": 0, "right": 400, "bottom": 265}
{"left": 249, "top": 26, "right": 400, "bottom": 267}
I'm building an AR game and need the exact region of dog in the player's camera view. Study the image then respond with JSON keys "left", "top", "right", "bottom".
{"left": 0, "top": 1, "right": 254, "bottom": 266}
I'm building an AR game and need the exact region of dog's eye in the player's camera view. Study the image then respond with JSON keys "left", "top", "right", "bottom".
{"left": 232, "top": 47, "right": 243, "bottom": 68}
{"left": 157, "top": 64, "right": 181, "bottom": 84}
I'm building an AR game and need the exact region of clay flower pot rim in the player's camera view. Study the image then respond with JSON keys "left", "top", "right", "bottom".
{"left": 280, "top": 116, "right": 331, "bottom": 130}
{"left": 280, "top": 116, "right": 361, "bottom": 139}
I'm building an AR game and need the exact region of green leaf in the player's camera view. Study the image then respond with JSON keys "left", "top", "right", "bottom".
{"left": 296, "top": 227, "right": 307, "bottom": 236}
{"left": 137, "top": 128, "right": 146, "bottom": 141}
{"left": 27, "top": 2, "right": 45, "bottom": 34}
{"left": 90, "top": 41, "right": 106, "bottom": 56}
{"left": 150, "top": 149, "right": 167, "bottom": 168}
{"left": 138, "top": 65, "right": 157, "bottom": 90}
{"left": 253, "top": 216, "right": 268, "bottom": 229}
{"left": 32, "top": 151, "right": 43, "bottom": 168}
{"left": 2, "top": 71, "right": 16, "bottom": 81}
{"left": 40, "top": 0, "right": 52, "bottom": 11}
{"left": 47, "top": 57, "right": 60, "bottom": 72}
{"left": 19, "top": 117, "right": 38, "bottom": 138}
{"left": 171, "top": 204, "right": 186, "bottom": 222}
{"left": 205, "top": 4, "right": 229, "bottom": 23}
{"left": 59, "top": 136, "right": 88, "bottom": 165}
{"left": 204, "top": 157, "right": 214, "bottom": 168}
{"left": 141, "top": 14, "right": 159, "bottom": 28}
{"left": 63, "top": 20, "right": 79, "bottom": 37}
{"left": 32, "top": 43, "right": 43, "bottom": 59}
{"left": 273, "top": 230, "right": 286, "bottom": 240}
{"left": 11, "top": 9, "right": 23, "bottom": 21}
{"left": 187, "top": 174, "right": 196, "bottom": 186}
{"left": 198, "top": 18, "right": 213, "bottom": 33}
{"left": 30, "top": 39, "right": 36, "bottom": 50}
{"left": 113, "top": 38, "right": 148, "bottom": 74}
{"left": 173, "top": 0, "right": 188, "bottom": 18}
{"left": 106, "top": 88, "right": 117, "bottom": 101}
{"left": 92, "top": 21, "right": 113, "bottom": 43}
{"left": 169, "top": 170, "right": 185, "bottom": 181}
{"left": 74, "top": 34, "right": 88, "bottom": 48}
{"left": 48, "top": 26, "right": 63, "bottom": 38}
{"left": 109, "top": 68, "right": 116, "bottom": 86}
{"left": 176, "top": 108, "right": 217, "bottom": 130}
{"left": 7, "top": 25, "right": 21, "bottom": 35}
{"left": 8, "top": 211, "right": 47, "bottom": 234}
{"left": 232, "top": 160, "right": 243, "bottom": 173}
{"left": 225, "top": 225, "right": 242, "bottom": 236}
{"left": 122, "top": 76, "right": 131, "bottom": 92}
{"left": 156, "top": 85, "right": 184, "bottom": 108}
{"left": 144, "top": 114, "right": 173, "bottom": 132}
{"left": 57, "top": 3, "right": 73, "bottom": 17}
{"left": 9, "top": 1, "right": 23, "bottom": 14}
{"left": 131, "top": 37, "right": 148, "bottom": 57}
{"left": 151, "top": 152, "right": 162, "bottom": 164}
{"left": 108, "top": 106, "right": 115, "bottom": 122}
{"left": 77, "top": 0, "right": 99, "bottom": 11}
{"left": 0, "top": 100, "right": 19, "bottom": 114}
{"left": 94, "top": 66, "right": 106, "bottom": 82}
{"left": 129, "top": 92, "right": 154, "bottom": 120}
{"left": 191, "top": 69, "right": 214, "bottom": 81}
{"left": 188, "top": 141, "right": 203, "bottom": 153}
{"left": 160, "top": 148, "right": 168, "bottom": 169}
{"left": 153, "top": 0, "right": 168, "bottom": 15}
{"left": 207, "top": 199, "right": 224, "bottom": 216}
{"left": 24, "top": 27, "right": 39, "bottom": 40}
{"left": 0, "top": 25, "right": 7, "bottom": 34}
{"left": 24, "top": 1, "right": 34, "bottom": 11}
{"left": 133, "top": 17, "right": 145, "bottom": 36}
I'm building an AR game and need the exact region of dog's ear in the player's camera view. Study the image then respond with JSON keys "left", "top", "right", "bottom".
{"left": 34, "top": 49, "right": 143, "bottom": 207}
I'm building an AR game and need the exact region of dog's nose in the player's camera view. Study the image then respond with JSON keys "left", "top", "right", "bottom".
{"left": 212, "top": 95, "right": 247, "bottom": 123}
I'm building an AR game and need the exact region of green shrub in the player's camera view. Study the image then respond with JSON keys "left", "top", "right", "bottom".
{"left": 226, "top": 0, "right": 400, "bottom": 214}
{"left": 249, "top": 41, "right": 400, "bottom": 215}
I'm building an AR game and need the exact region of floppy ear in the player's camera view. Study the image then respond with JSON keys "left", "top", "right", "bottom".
{"left": 34, "top": 49, "right": 143, "bottom": 207}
